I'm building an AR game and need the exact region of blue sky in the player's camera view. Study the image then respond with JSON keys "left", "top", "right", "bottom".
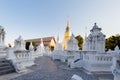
{"left": 0, "top": 0, "right": 120, "bottom": 45}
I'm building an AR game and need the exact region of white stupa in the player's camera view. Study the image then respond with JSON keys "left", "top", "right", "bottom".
{"left": 67, "top": 34, "right": 79, "bottom": 50}
{"left": 55, "top": 34, "right": 62, "bottom": 51}
{"left": 83, "top": 23, "right": 106, "bottom": 53}
{"left": 37, "top": 38, "right": 45, "bottom": 54}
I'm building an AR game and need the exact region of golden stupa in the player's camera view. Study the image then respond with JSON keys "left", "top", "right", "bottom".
{"left": 63, "top": 21, "right": 71, "bottom": 49}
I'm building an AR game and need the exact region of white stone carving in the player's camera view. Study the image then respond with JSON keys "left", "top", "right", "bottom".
{"left": 29, "top": 42, "right": 34, "bottom": 50}
{"left": 71, "top": 74, "right": 83, "bottom": 80}
{"left": 52, "top": 38, "right": 63, "bottom": 60}
{"left": 67, "top": 34, "right": 79, "bottom": 50}
{"left": 83, "top": 23, "right": 106, "bottom": 53}
{"left": 55, "top": 42, "right": 63, "bottom": 51}
{"left": 114, "top": 46, "right": 120, "bottom": 54}
{"left": 0, "top": 29, "right": 34, "bottom": 73}
{"left": 14, "top": 36, "right": 25, "bottom": 50}
{"left": 111, "top": 46, "right": 120, "bottom": 80}
{"left": 7, "top": 36, "right": 35, "bottom": 73}
{"left": 70, "top": 23, "right": 113, "bottom": 72}
{"left": 33, "top": 38, "right": 45, "bottom": 57}
{"left": 0, "top": 25, "right": 5, "bottom": 46}
{"left": 0, "top": 25, "right": 8, "bottom": 59}
{"left": 0, "top": 25, "right": 7, "bottom": 55}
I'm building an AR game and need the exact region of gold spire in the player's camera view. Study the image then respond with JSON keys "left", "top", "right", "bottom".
{"left": 66, "top": 20, "right": 70, "bottom": 32}
{"left": 64, "top": 20, "right": 71, "bottom": 41}
{"left": 63, "top": 20, "right": 71, "bottom": 49}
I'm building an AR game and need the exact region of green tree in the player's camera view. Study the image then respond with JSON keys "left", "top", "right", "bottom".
{"left": 105, "top": 34, "right": 120, "bottom": 51}
{"left": 75, "top": 35, "right": 83, "bottom": 50}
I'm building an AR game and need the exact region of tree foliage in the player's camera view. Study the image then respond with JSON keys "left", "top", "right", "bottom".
{"left": 105, "top": 34, "right": 120, "bottom": 51}
{"left": 75, "top": 35, "right": 83, "bottom": 50}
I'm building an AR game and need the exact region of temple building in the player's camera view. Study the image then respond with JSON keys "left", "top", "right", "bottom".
{"left": 25, "top": 36, "right": 56, "bottom": 51}
{"left": 63, "top": 21, "right": 71, "bottom": 49}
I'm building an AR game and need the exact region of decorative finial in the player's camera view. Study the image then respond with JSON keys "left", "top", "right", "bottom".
{"left": 85, "top": 26, "right": 87, "bottom": 39}
{"left": 67, "top": 20, "right": 70, "bottom": 27}
{"left": 66, "top": 20, "right": 70, "bottom": 32}
{"left": 93, "top": 22, "right": 98, "bottom": 28}
{"left": 57, "top": 33, "right": 60, "bottom": 43}
{"left": 94, "top": 22, "right": 97, "bottom": 26}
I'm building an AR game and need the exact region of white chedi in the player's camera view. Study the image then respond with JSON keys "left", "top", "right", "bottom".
{"left": 0, "top": 25, "right": 7, "bottom": 58}
{"left": 55, "top": 42, "right": 63, "bottom": 51}
{"left": 14, "top": 36, "right": 25, "bottom": 50}
{"left": 52, "top": 35, "right": 63, "bottom": 60}
{"left": 55, "top": 34, "right": 63, "bottom": 51}
{"left": 36, "top": 38, "right": 45, "bottom": 55}
{"left": 29, "top": 42, "right": 34, "bottom": 50}
{"left": 45, "top": 46, "right": 50, "bottom": 55}
{"left": 67, "top": 34, "right": 79, "bottom": 50}
{"left": 114, "top": 46, "right": 120, "bottom": 54}
{"left": 29, "top": 42, "right": 34, "bottom": 59}
{"left": 107, "top": 46, "right": 120, "bottom": 54}
{"left": 83, "top": 23, "right": 106, "bottom": 53}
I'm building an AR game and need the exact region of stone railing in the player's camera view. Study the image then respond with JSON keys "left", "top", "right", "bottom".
{"left": 7, "top": 48, "right": 35, "bottom": 73}
{"left": 83, "top": 52, "right": 112, "bottom": 63}
{"left": 14, "top": 50, "right": 33, "bottom": 59}
{"left": 83, "top": 53, "right": 113, "bottom": 72}
{"left": 52, "top": 50, "right": 82, "bottom": 63}
{"left": 95, "top": 56, "right": 112, "bottom": 62}
{"left": 70, "top": 51, "right": 113, "bottom": 72}
{"left": 63, "top": 50, "right": 82, "bottom": 66}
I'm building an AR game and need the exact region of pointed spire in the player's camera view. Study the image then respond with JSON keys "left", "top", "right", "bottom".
{"left": 29, "top": 42, "right": 34, "bottom": 50}
{"left": 67, "top": 16, "right": 70, "bottom": 27}
{"left": 115, "top": 45, "right": 119, "bottom": 51}
{"left": 40, "top": 38, "right": 44, "bottom": 47}
{"left": 90, "top": 22, "right": 101, "bottom": 32}
{"left": 41, "top": 38, "right": 43, "bottom": 43}
{"left": 85, "top": 26, "right": 87, "bottom": 39}
{"left": 93, "top": 22, "right": 98, "bottom": 28}
{"left": 57, "top": 33, "right": 60, "bottom": 43}
{"left": 67, "top": 20, "right": 70, "bottom": 27}
{"left": 66, "top": 20, "right": 70, "bottom": 32}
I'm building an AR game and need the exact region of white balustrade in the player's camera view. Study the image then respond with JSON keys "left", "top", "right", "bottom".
{"left": 7, "top": 48, "right": 35, "bottom": 73}
{"left": 15, "top": 52, "right": 32, "bottom": 60}
{"left": 112, "top": 54, "right": 120, "bottom": 80}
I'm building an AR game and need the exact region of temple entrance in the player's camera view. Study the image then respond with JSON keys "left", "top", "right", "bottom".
{"left": 50, "top": 46, "right": 54, "bottom": 51}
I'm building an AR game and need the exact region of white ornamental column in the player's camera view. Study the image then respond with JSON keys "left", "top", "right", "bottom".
{"left": 112, "top": 54, "right": 120, "bottom": 80}
{"left": 0, "top": 35, "right": 2, "bottom": 45}
{"left": 29, "top": 42, "right": 34, "bottom": 59}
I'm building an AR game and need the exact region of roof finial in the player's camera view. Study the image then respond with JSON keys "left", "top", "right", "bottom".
{"left": 67, "top": 16, "right": 70, "bottom": 27}
{"left": 85, "top": 26, "right": 87, "bottom": 39}
{"left": 67, "top": 20, "right": 70, "bottom": 27}
{"left": 94, "top": 22, "right": 97, "bottom": 26}
{"left": 57, "top": 33, "right": 60, "bottom": 43}
{"left": 66, "top": 20, "right": 70, "bottom": 32}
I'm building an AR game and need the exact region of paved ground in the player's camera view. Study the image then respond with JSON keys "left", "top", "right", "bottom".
{"left": 0, "top": 56, "right": 114, "bottom": 80}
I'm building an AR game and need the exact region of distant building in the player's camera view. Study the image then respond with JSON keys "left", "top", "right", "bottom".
{"left": 25, "top": 36, "right": 56, "bottom": 51}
